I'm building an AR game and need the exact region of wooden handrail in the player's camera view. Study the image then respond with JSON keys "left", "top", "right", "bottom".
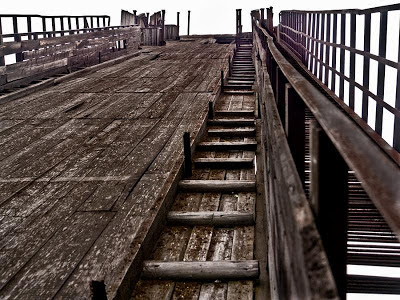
{"left": 254, "top": 20, "right": 400, "bottom": 238}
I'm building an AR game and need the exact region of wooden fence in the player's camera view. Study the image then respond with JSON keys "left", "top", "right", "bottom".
{"left": 121, "top": 10, "right": 179, "bottom": 45}
{"left": 0, "top": 21, "right": 140, "bottom": 91}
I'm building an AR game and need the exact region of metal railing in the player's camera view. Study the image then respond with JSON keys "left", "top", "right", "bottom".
{"left": 278, "top": 4, "right": 400, "bottom": 161}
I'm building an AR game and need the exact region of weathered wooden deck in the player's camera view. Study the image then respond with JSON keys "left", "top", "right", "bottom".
{"left": 0, "top": 39, "right": 233, "bottom": 299}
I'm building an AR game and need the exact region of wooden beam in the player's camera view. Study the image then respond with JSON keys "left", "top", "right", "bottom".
{"left": 167, "top": 211, "right": 255, "bottom": 226}
{"left": 183, "top": 132, "right": 192, "bottom": 178}
{"left": 310, "top": 120, "right": 348, "bottom": 299}
{"left": 196, "top": 141, "right": 257, "bottom": 151}
{"left": 178, "top": 180, "right": 256, "bottom": 192}
{"left": 193, "top": 157, "right": 253, "bottom": 169}
{"left": 142, "top": 260, "right": 259, "bottom": 280}
{"left": 207, "top": 128, "right": 256, "bottom": 137}
{"left": 207, "top": 119, "right": 255, "bottom": 126}
{"left": 215, "top": 110, "right": 255, "bottom": 117}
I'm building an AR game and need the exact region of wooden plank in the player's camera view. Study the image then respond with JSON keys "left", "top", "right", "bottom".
{"left": 142, "top": 261, "right": 259, "bottom": 280}
{"left": 0, "top": 207, "right": 113, "bottom": 297}
{"left": 208, "top": 128, "right": 256, "bottom": 137}
{"left": 178, "top": 180, "right": 256, "bottom": 192}
{"left": 167, "top": 211, "right": 255, "bottom": 226}
{"left": 197, "top": 141, "right": 257, "bottom": 151}
{"left": 193, "top": 157, "right": 253, "bottom": 169}
{"left": 208, "top": 119, "right": 255, "bottom": 126}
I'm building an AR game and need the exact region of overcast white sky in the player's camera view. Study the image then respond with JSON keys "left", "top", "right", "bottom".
{"left": 1, "top": 0, "right": 399, "bottom": 34}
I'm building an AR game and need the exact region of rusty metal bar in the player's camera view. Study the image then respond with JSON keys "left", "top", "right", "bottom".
{"left": 339, "top": 14, "right": 346, "bottom": 100}
{"left": 324, "top": 14, "right": 331, "bottom": 85}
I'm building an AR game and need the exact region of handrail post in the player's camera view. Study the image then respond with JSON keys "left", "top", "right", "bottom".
{"left": 177, "top": 12, "right": 180, "bottom": 39}
{"left": 228, "top": 55, "right": 232, "bottom": 77}
{"left": 310, "top": 120, "right": 348, "bottom": 300}
{"left": 183, "top": 132, "right": 192, "bottom": 178}
{"left": 221, "top": 70, "right": 224, "bottom": 91}
{"left": 208, "top": 101, "right": 214, "bottom": 120}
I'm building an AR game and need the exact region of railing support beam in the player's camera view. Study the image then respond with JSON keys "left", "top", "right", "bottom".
{"left": 310, "top": 121, "right": 348, "bottom": 300}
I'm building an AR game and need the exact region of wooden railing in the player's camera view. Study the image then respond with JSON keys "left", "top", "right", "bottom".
{"left": 278, "top": 4, "right": 400, "bottom": 161}
{"left": 252, "top": 8, "right": 400, "bottom": 299}
{"left": 0, "top": 24, "right": 140, "bottom": 91}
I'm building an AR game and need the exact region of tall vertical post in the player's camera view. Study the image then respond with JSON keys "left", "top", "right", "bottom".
{"left": 161, "top": 10, "right": 166, "bottom": 45}
{"left": 228, "top": 55, "right": 232, "bottom": 77}
{"left": 260, "top": 8, "right": 265, "bottom": 20}
{"left": 183, "top": 132, "right": 192, "bottom": 178}
{"left": 310, "top": 121, "right": 348, "bottom": 300}
{"left": 187, "top": 10, "right": 191, "bottom": 35}
{"left": 133, "top": 10, "right": 137, "bottom": 25}
{"left": 27, "top": 16, "right": 32, "bottom": 40}
{"left": 0, "top": 18, "right": 5, "bottom": 66}
{"left": 236, "top": 9, "right": 242, "bottom": 35}
{"left": 13, "top": 17, "right": 23, "bottom": 62}
{"left": 60, "top": 17, "right": 65, "bottom": 36}
{"left": 221, "top": 70, "right": 224, "bottom": 91}
{"left": 266, "top": 7, "right": 274, "bottom": 33}
{"left": 208, "top": 101, "right": 214, "bottom": 120}
{"left": 177, "top": 12, "right": 180, "bottom": 39}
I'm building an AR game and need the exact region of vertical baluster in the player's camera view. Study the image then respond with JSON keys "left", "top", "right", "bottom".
{"left": 13, "top": 16, "right": 23, "bottom": 62}
{"left": 324, "top": 14, "right": 331, "bottom": 85}
{"left": 349, "top": 13, "right": 356, "bottom": 109}
{"left": 362, "top": 13, "right": 371, "bottom": 122}
{"left": 394, "top": 18, "right": 400, "bottom": 151}
{"left": 27, "top": 16, "right": 32, "bottom": 40}
{"left": 375, "top": 11, "right": 388, "bottom": 136}
{"left": 0, "top": 17, "right": 5, "bottom": 66}
{"left": 319, "top": 13, "right": 325, "bottom": 81}
{"left": 314, "top": 13, "right": 320, "bottom": 77}
{"left": 331, "top": 14, "right": 338, "bottom": 92}
{"left": 306, "top": 13, "right": 312, "bottom": 67}
{"left": 51, "top": 17, "right": 56, "bottom": 37}
{"left": 60, "top": 17, "right": 65, "bottom": 36}
{"left": 310, "top": 14, "right": 316, "bottom": 72}
{"left": 339, "top": 13, "right": 346, "bottom": 100}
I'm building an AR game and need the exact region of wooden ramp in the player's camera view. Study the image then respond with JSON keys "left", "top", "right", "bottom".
{"left": 0, "top": 39, "right": 237, "bottom": 299}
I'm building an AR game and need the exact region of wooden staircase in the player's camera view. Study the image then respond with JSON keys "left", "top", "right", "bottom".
{"left": 131, "top": 38, "right": 260, "bottom": 299}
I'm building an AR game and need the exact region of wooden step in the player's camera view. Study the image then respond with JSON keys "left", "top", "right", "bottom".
{"left": 142, "top": 260, "right": 259, "bottom": 280}
{"left": 167, "top": 211, "right": 255, "bottom": 226}
{"left": 197, "top": 141, "right": 257, "bottom": 151}
{"left": 208, "top": 119, "right": 255, "bottom": 126}
{"left": 215, "top": 110, "right": 255, "bottom": 117}
{"left": 178, "top": 180, "right": 256, "bottom": 192}
{"left": 208, "top": 128, "right": 256, "bottom": 137}
{"left": 223, "top": 90, "right": 255, "bottom": 95}
{"left": 228, "top": 80, "right": 254, "bottom": 84}
{"left": 223, "top": 84, "right": 253, "bottom": 90}
{"left": 193, "top": 157, "right": 254, "bottom": 169}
